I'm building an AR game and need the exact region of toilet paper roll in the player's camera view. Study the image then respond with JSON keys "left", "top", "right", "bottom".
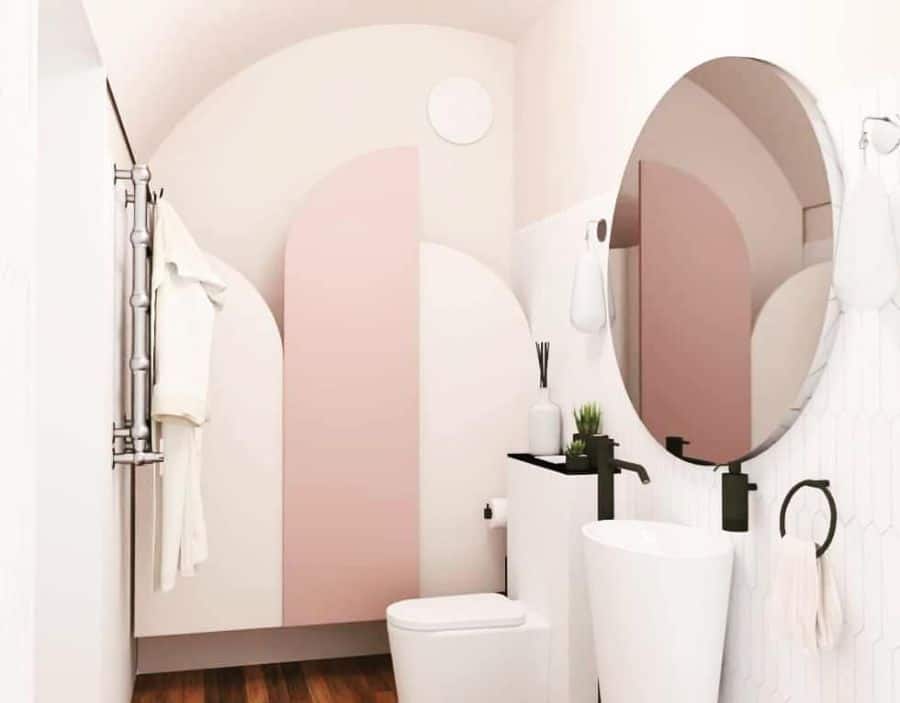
{"left": 486, "top": 498, "right": 508, "bottom": 529}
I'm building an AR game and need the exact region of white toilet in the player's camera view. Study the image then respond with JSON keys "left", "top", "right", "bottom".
{"left": 386, "top": 592, "right": 549, "bottom": 703}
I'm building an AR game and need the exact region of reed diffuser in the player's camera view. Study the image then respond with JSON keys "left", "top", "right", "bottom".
{"left": 528, "top": 341, "right": 562, "bottom": 455}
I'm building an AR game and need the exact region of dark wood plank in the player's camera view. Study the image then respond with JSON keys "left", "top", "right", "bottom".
{"left": 322, "top": 659, "right": 365, "bottom": 703}
{"left": 166, "top": 672, "right": 186, "bottom": 703}
{"left": 182, "top": 670, "right": 205, "bottom": 703}
{"left": 299, "top": 659, "right": 336, "bottom": 703}
{"left": 202, "top": 669, "right": 221, "bottom": 703}
{"left": 259, "top": 663, "right": 290, "bottom": 703}
{"left": 133, "top": 655, "right": 395, "bottom": 703}
{"left": 347, "top": 658, "right": 387, "bottom": 703}
{"left": 204, "top": 666, "right": 245, "bottom": 703}
{"left": 354, "top": 656, "right": 395, "bottom": 694}
{"left": 243, "top": 666, "right": 270, "bottom": 703}
{"left": 278, "top": 662, "right": 312, "bottom": 703}
{"left": 134, "top": 671, "right": 186, "bottom": 703}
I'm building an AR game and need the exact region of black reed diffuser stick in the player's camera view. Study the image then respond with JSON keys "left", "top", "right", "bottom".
{"left": 535, "top": 341, "right": 550, "bottom": 389}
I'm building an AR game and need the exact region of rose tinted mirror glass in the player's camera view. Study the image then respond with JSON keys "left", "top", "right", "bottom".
{"left": 609, "top": 58, "right": 838, "bottom": 465}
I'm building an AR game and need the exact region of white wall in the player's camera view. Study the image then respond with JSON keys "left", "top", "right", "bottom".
{"left": 513, "top": 2, "right": 900, "bottom": 700}
{"left": 150, "top": 24, "right": 516, "bottom": 329}
{"left": 0, "top": 2, "right": 38, "bottom": 701}
{"left": 35, "top": 2, "right": 135, "bottom": 701}
{"left": 515, "top": 0, "right": 891, "bottom": 227}
{"left": 106, "top": 100, "right": 137, "bottom": 702}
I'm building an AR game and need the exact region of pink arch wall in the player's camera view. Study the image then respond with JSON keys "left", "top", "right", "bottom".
{"left": 283, "top": 148, "right": 420, "bottom": 626}
{"left": 640, "top": 161, "right": 752, "bottom": 463}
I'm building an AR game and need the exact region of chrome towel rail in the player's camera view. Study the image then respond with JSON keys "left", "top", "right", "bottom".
{"left": 113, "top": 164, "right": 164, "bottom": 467}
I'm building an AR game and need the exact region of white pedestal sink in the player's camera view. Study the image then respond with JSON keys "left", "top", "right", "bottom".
{"left": 582, "top": 520, "right": 734, "bottom": 703}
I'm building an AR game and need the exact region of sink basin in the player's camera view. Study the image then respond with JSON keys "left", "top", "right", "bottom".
{"left": 582, "top": 520, "right": 734, "bottom": 703}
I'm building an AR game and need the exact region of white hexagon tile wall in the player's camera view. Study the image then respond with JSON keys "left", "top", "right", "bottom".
{"left": 511, "top": 78, "right": 900, "bottom": 703}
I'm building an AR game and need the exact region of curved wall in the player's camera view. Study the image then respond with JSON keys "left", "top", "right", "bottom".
{"left": 150, "top": 24, "right": 515, "bottom": 329}
{"left": 82, "top": 0, "right": 548, "bottom": 155}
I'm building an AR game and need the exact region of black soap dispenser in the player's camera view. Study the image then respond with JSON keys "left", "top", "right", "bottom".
{"left": 721, "top": 462, "right": 757, "bottom": 532}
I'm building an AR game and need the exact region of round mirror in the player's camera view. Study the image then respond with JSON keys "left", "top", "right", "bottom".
{"left": 609, "top": 57, "right": 837, "bottom": 466}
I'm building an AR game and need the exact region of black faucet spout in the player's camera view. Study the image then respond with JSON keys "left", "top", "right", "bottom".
{"left": 612, "top": 458, "right": 651, "bottom": 484}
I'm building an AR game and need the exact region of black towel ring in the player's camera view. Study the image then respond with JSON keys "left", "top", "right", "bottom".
{"left": 779, "top": 479, "right": 837, "bottom": 558}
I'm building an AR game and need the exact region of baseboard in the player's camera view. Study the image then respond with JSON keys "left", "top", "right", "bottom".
{"left": 136, "top": 621, "right": 390, "bottom": 674}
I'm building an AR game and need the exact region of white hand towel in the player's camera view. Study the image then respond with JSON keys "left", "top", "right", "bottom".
{"left": 833, "top": 168, "right": 897, "bottom": 309}
{"left": 816, "top": 555, "right": 843, "bottom": 650}
{"left": 771, "top": 535, "right": 818, "bottom": 651}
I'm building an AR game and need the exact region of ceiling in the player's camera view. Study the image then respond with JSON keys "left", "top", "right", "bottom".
{"left": 82, "top": 0, "right": 554, "bottom": 159}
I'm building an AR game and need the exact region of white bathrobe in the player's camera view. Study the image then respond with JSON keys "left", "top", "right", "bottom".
{"left": 151, "top": 200, "right": 226, "bottom": 592}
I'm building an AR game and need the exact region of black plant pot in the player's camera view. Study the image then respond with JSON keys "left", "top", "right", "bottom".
{"left": 573, "top": 432, "right": 599, "bottom": 446}
{"left": 565, "top": 454, "right": 591, "bottom": 473}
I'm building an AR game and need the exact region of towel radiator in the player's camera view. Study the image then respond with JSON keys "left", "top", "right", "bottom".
{"left": 113, "top": 164, "right": 164, "bottom": 467}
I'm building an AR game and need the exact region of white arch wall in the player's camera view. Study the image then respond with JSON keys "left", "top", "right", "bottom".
{"left": 751, "top": 262, "right": 833, "bottom": 447}
{"left": 149, "top": 25, "right": 515, "bottom": 330}
{"left": 420, "top": 243, "right": 534, "bottom": 595}
{"left": 135, "top": 257, "right": 283, "bottom": 637}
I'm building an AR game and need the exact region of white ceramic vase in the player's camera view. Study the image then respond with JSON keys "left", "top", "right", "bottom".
{"left": 528, "top": 387, "right": 561, "bottom": 455}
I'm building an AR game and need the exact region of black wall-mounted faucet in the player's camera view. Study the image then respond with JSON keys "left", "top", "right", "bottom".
{"left": 588, "top": 435, "right": 651, "bottom": 521}
{"left": 666, "top": 435, "right": 758, "bottom": 533}
{"left": 665, "top": 435, "right": 715, "bottom": 466}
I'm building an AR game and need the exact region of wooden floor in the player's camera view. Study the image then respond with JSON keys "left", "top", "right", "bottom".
{"left": 132, "top": 655, "right": 397, "bottom": 703}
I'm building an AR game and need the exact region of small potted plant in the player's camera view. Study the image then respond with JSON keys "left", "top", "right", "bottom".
{"left": 573, "top": 402, "right": 602, "bottom": 445}
{"left": 565, "top": 439, "right": 590, "bottom": 473}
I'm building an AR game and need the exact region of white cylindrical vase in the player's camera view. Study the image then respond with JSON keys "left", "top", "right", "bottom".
{"left": 529, "top": 387, "right": 561, "bottom": 455}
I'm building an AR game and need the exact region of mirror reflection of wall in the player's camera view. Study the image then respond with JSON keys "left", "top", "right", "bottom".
{"left": 609, "top": 57, "right": 835, "bottom": 465}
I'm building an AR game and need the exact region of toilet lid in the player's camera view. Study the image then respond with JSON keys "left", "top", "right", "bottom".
{"left": 387, "top": 593, "right": 526, "bottom": 632}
